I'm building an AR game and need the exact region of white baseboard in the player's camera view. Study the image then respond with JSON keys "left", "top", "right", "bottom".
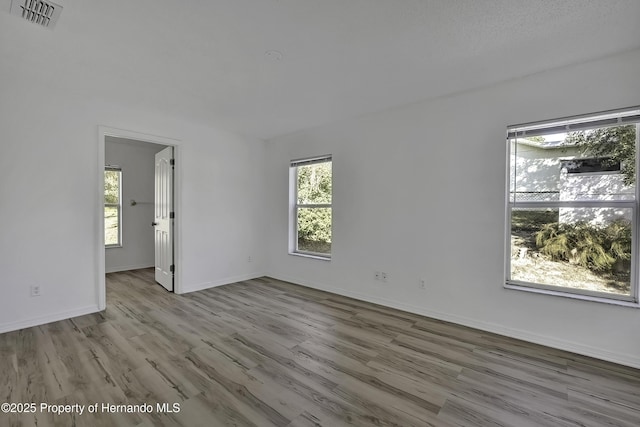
{"left": 269, "top": 273, "right": 640, "bottom": 370}
{"left": 0, "top": 305, "right": 101, "bottom": 334}
{"left": 105, "top": 263, "right": 154, "bottom": 273}
{"left": 180, "top": 272, "right": 266, "bottom": 294}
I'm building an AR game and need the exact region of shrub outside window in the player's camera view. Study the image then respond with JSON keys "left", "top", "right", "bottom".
{"left": 506, "top": 107, "right": 640, "bottom": 304}
{"left": 290, "top": 156, "right": 332, "bottom": 258}
{"left": 105, "top": 167, "right": 122, "bottom": 247}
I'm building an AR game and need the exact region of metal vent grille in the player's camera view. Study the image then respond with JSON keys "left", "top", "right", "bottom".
{"left": 10, "top": 0, "right": 63, "bottom": 29}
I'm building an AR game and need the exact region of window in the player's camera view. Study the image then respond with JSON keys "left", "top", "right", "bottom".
{"left": 104, "top": 167, "right": 122, "bottom": 247}
{"left": 506, "top": 107, "right": 640, "bottom": 304}
{"left": 560, "top": 157, "right": 621, "bottom": 174}
{"left": 290, "top": 156, "right": 332, "bottom": 258}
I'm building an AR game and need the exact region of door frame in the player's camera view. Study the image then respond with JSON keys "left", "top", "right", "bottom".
{"left": 97, "top": 126, "right": 183, "bottom": 310}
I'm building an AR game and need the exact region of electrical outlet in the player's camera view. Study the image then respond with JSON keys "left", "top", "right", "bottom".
{"left": 247, "top": 256, "right": 252, "bottom": 263}
{"left": 375, "top": 271, "right": 381, "bottom": 280}
{"left": 419, "top": 279, "right": 426, "bottom": 290}
{"left": 30, "top": 285, "right": 41, "bottom": 297}
{"left": 381, "top": 272, "right": 387, "bottom": 282}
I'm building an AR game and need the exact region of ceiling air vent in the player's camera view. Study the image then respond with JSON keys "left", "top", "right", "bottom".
{"left": 10, "top": 0, "right": 63, "bottom": 29}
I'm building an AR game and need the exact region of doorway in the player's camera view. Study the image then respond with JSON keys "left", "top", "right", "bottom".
{"left": 97, "top": 127, "right": 181, "bottom": 310}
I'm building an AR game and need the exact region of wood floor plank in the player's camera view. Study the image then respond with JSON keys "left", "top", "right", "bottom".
{"left": 231, "top": 331, "right": 339, "bottom": 391}
{"left": 250, "top": 361, "right": 409, "bottom": 427}
{"left": 293, "top": 340, "right": 442, "bottom": 414}
{"left": 285, "top": 411, "right": 347, "bottom": 427}
{"left": 181, "top": 350, "right": 291, "bottom": 426}
{"left": 1, "top": 269, "right": 638, "bottom": 426}
{"left": 566, "top": 389, "right": 640, "bottom": 426}
{"left": 438, "top": 396, "right": 552, "bottom": 427}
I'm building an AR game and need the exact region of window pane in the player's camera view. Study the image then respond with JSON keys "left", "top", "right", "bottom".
{"left": 297, "top": 162, "right": 332, "bottom": 204}
{"left": 297, "top": 207, "right": 331, "bottom": 255}
{"left": 105, "top": 170, "right": 120, "bottom": 204}
{"left": 105, "top": 206, "right": 119, "bottom": 246}
{"left": 510, "top": 207, "right": 632, "bottom": 296}
{"left": 510, "top": 125, "right": 636, "bottom": 203}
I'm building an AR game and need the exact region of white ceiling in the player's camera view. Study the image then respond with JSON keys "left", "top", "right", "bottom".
{"left": 1, "top": 0, "right": 639, "bottom": 140}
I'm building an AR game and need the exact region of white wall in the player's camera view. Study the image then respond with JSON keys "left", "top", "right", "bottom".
{"left": 264, "top": 48, "right": 640, "bottom": 368}
{"left": 511, "top": 143, "right": 575, "bottom": 194}
{"left": 104, "top": 138, "right": 165, "bottom": 273}
{"left": 0, "top": 78, "right": 267, "bottom": 333}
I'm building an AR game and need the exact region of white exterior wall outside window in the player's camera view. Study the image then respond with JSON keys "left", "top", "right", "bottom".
{"left": 506, "top": 107, "right": 640, "bottom": 305}
{"left": 289, "top": 156, "right": 332, "bottom": 259}
{"left": 104, "top": 167, "right": 122, "bottom": 247}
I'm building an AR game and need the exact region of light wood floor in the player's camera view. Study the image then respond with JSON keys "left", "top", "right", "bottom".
{"left": 1, "top": 269, "right": 639, "bottom": 426}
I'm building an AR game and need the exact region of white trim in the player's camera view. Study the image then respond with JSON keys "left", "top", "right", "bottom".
{"left": 0, "top": 305, "right": 100, "bottom": 334}
{"left": 510, "top": 200, "right": 635, "bottom": 209}
{"left": 105, "top": 263, "right": 155, "bottom": 274}
{"left": 269, "top": 274, "right": 640, "bottom": 370}
{"left": 507, "top": 106, "right": 640, "bottom": 139}
{"left": 289, "top": 252, "right": 331, "bottom": 261}
{"left": 504, "top": 283, "right": 639, "bottom": 306}
{"left": 98, "top": 126, "right": 183, "bottom": 310}
{"left": 288, "top": 166, "right": 297, "bottom": 253}
{"left": 504, "top": 132, "right": 512, "bottom": 287}
{"left": 634, "top": 123, "right": 640, "bottom": 303}
{"left": 290, "top": 155, "right": 332, "bottom": 167}
{"left": 179, "top": 272, "right": 266, "bottom": 294}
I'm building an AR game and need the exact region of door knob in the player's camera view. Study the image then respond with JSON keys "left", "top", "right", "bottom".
{"left": 151, "top": 222, "right": 158, "bottom": 226}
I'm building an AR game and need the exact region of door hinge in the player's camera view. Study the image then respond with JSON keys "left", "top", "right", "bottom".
{"left": 170, "top": 159, "right": 175, "bottom": 166}
{"left": 170, "top": 264, "right": 175, "bottom": 273}
{"left": 170, "top": 212, "right": 175, "bottom": 219}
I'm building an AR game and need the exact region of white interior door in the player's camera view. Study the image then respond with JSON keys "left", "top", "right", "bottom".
{"left": 154, "top": 146, "right": 174, "bottom": 291}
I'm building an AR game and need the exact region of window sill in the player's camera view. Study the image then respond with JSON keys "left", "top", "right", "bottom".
{"left": 504, "top": 282, "right": 640, "bottom": 308}
{"left": 289, "top": 251, "right": 331, "bottom": 261}
{"left": 106, "top": 245, "right": 122, "bottom": 249}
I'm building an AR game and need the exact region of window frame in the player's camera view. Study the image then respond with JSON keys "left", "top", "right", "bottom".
{"left": 505, "top": 107, "right": 640, "bottom": 305}
{"left": 560, "top": 157, "right": 621, "bottom": 175}
{"left": 104, "top": 166, "right": 122, "bottom": 248}
{"left": 289, "top": 155, "right": 332, "bottom": 260}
